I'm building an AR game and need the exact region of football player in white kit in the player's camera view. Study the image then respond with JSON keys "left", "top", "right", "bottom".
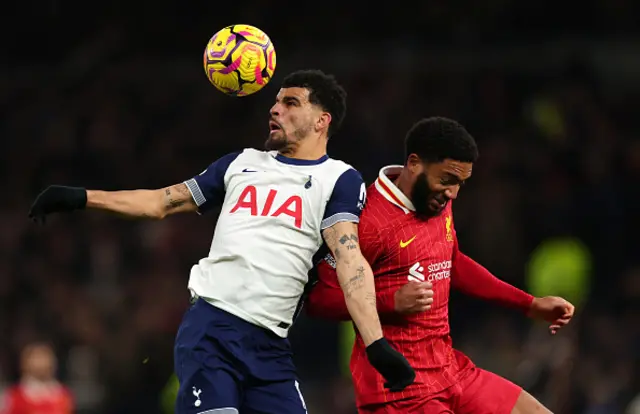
{"left": 29, "top": 69, "right": 415, "bottom": 414}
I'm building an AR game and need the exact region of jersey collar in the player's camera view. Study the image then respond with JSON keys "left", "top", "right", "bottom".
{"left": 374, "top": 165, "right": 415, "bottom": 214}
{"left": 272, "top": 151, "right": 329, "bottom": 165}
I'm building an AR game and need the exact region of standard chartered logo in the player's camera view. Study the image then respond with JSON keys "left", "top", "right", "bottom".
{"left": 408, "top": 260, "right": 451, "bottom": 282}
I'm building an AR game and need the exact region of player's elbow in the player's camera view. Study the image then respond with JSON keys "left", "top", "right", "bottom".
{"left": 153, "top": 209, "right": 167, "bottom": 220}
{"left": 145, "top": 207, "right": 167, "bottom": 220}
{"left": 149, "top": 189, "right": 169, "bottom": 219}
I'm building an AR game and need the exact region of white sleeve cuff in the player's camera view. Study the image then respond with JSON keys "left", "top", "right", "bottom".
{"left": 320, "top": 212, "right": 360, "bottom": 230}
{"left": 184, "top": 179, "right": 206, "bottom": 207}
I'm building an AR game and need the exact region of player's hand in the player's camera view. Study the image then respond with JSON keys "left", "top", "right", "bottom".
{"left": 527, "top": 296, "right": 575, "bottom": 335}
{"left": 365, "top": 338, "right": 416, "bottom": 392}
{"left": 394, "top": 281, "right": 434, "bottom": 314}
{"left": 28, "top": 185, "right": 87, "bottom": 224}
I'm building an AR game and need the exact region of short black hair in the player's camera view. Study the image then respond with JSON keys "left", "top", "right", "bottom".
{"left": 405, "top": 117, "right": 479, "bottom": 164}
{"left": 281, "top": 69, "right": 347, "bottom": 137}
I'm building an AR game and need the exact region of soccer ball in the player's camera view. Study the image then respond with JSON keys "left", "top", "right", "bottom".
{"left": 203, "top": 24, "right": 276, "bottom": 97}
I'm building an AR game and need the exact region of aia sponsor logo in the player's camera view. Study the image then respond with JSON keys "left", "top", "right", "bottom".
{"left": 230, "top": 185, "right": 303, "bottom": 228}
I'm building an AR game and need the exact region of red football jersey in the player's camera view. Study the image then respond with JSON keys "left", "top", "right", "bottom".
{"left": 1, "top": 381, "right": 73, "bottom": 414}
{"left": 320, "top": 166, "right": 474, "bottom": 406}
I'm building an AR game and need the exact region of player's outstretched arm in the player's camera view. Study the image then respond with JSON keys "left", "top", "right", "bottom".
{"left": 322, "top": 221, "right": 382, "bottom": 345}
{"left": 28, "top": 183, "right": 197, "bottom": 222}
{"left": 451, "top": 237, "right": 575, "bottom": 334}
{"left": 29, "top": 152, "right": 241, "bottom": 222}
{"left": 86, "top": 183, "right": 197, "bottom": 218}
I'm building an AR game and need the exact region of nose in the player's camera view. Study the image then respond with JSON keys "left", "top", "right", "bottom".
{"left": 270, "top": 103, "right": 281, "bottom": 118}
{"left": 444, "top": 185, "right": 460, "bottom": 200}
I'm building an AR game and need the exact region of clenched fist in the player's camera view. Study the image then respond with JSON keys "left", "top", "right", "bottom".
{"left": 528, "top": 296, "right": 575, "bottom": 335}
{"left": 394, "top": 281, "right": 434, "bottom": 314}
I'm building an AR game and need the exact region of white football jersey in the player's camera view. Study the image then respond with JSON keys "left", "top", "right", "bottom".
{"left": 184, "top": 148, "right": 366, "bottom": 337}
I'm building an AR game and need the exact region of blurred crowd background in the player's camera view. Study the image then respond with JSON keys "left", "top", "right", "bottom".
{"left": 2, "top": 1, "right": 639, "bottom": 413}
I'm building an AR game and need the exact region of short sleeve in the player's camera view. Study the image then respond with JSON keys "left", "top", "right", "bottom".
{"left": 184, "top": 151, "right": 241, "bottom": 213}
{"left": 321, "top": 168, "right": 366, "bottom": 229}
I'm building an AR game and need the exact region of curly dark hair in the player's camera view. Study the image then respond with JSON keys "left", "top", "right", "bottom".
{"left": 405, "top": 117, "right": 479, "bottom": 164}
{"left": 281, "top": 69, "right": 347, "bottom": 138}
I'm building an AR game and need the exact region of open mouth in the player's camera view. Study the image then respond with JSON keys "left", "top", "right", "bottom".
{"left": 429, "top": 199, "right": 447, "bottom": 211}
{"left": 269, "top": 121, "right": 281, "bottom": 132}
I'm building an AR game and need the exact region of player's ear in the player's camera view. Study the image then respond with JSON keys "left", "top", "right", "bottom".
{"left": 316, "top": 112, "right": 331, "bottom": 132}
{"left": 406, "top": 154, "right": 423, "bottom": 174}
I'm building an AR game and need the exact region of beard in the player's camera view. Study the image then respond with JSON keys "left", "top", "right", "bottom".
{"left": 264, "top": 123, "right": 312, "bottom": 152}
{"left": 265, "top": 130, "right": 288, "bottom": 151}
{"left": 412, "top": 172, "right": 448, "bottom": 218}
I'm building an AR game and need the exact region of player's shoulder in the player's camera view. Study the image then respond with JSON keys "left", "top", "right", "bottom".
{"left": 235, "top": 147, "right": 269, "bottom": 162}
{"left": 215, "top": 148, "right": 273, "bottom": 172}
{"left": 305, "top": 156, "right": 360, "bottom": 182}
{"left": 325, "top": 156, "right": 358, "bottom": 173}
{"left": 360, "top": 184, "right": 404, "bottom": 227}
{"left": 324, "top": 158, "right": 365, "bottom": 189}
{"left": 361, "top": 183, "right": 390, "bottom": 214}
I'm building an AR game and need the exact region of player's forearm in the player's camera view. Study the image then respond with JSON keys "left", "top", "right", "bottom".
{"left": 335, "top": 257, "right": 383, "bottom": 346}
{"left": 452, "top": 251, "right": 533, "bottom": 312}
{"left": 86, "top": 183, "right": 197, "bottom": 219}
{"left": 86, "top": 189, "right": 165, "bottom": 219}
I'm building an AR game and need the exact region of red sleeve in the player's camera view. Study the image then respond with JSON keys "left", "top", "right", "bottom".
{"left": 451, "top": 237, "right": 533, "bottom": 313}
{"left": 306, "top": 217, "right": 395, "bottom": 320}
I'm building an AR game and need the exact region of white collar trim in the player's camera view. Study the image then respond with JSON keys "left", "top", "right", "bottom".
{"left": 374, "top": 165, "right": 415, "bottom": 214}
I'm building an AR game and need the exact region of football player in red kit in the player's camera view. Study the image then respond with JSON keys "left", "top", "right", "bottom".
{"left": 1, "top": 342, "right": 73, "bottom": 414}
{"left": 305, "top": 117, "right": 575, "bottom": 414}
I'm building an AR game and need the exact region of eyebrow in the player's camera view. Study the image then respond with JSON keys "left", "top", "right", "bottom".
{"left": 443, "top": 172, "right": 466, "bottom": 183}
{"left": 279, "top": 95, "right": 302, "bottom": 104}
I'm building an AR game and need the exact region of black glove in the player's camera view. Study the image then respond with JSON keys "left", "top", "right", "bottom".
{"left": 28, "top": 185, "right": 87, "bottom": 223}
{"left": 366, "top": 338, "right": 416, "bottom": 392}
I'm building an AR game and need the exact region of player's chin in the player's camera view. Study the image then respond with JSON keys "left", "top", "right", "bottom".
{"left": 428, "top": 199, "right": 447, "bottom": 214}
{"left": 417, "top": 202, "right": 444, "bottom": 217}
{"left": 264, "top": 133, "right": 287, "bottom": 151}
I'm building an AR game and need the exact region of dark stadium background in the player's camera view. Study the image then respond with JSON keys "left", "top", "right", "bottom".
{"left": 2, "top": 1, "right": 639, "bottom": 413}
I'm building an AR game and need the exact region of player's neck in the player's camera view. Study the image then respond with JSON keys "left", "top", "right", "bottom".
{"left": 280, "top": 136, "right": 327, "bottom": 160}
{"left": 394, "top": 169, "right": 415, "bottom": 201}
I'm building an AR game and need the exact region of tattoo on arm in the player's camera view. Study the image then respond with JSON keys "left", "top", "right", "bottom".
{"left": 164, "top": 184, "right": 191, "bottom": 210}
{"left": 365, "top": 291, "right": 376, "bottom": 307}
{"left": 343, "top": 265, "right": 366, "bottom": 299}
{"left": 323, "top": 226, "right": 340, "bottom": 258}
{"left": 323, "top": 223, "right": 360, "bottom": 261}
{"left": 339, "top": 234, "right": 359, "bottom": 250}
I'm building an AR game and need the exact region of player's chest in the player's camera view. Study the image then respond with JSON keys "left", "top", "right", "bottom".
{"left": 381, "top": 213, "right": 456, "bottom": 285}
{"left": 223, "top": 170, "right": 327, "bottom": 229}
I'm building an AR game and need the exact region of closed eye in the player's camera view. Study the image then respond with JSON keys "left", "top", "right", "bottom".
{"left": 440, "top": 178, "right": 463, "bottom": 186}
{"left": 440, "top": 173, "right": 465, "bottom": 186}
